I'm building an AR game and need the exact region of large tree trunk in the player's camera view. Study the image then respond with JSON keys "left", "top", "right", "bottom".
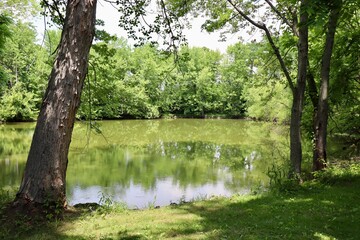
{"left": 313, "top": 1, "right": 342, "bottom": 171}
{"left": 289, "top": 0, "right": 308, "bottom": 177}
{"left": 15, "top": 0, "right": 97, "bottom": 207}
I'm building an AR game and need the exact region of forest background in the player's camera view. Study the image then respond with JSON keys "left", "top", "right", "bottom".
{"left": 0, "top": 0, "right": 358, "bottom": 143}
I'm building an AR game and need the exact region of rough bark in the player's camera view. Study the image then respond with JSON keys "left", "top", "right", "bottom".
{"left": 289, "top": 0, "right": 308, "bottom": 176}
{"left": 15, "top": 0, "right": 97, "bottom": 207}
{"left": 313, "top": 1, "right": 342, "bottom": 171}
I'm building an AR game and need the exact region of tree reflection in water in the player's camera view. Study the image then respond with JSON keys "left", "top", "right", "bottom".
{"left": 1, "top": 119, "right": 293, "bottom": 208}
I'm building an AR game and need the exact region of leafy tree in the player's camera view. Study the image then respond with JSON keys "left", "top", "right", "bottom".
{"left": 220, "top": 41, "right": 289, "bottom": 120}
{"left": 174, "top": 46, "right": 223, "bottom": 117}
{"left": 79, "top": 37, "right": 123, "bottom": 120}
{"left": 13, "top": 0, "right": 188, "bottom": 211}
{"left": 0, "top": 21, "right": 50, "bottom": 121}
{"left": 167, "top": 0, "right": 309, "bottom": 176}
{"left": 0, "top": 14, "right": 13, "bottom": 94}
{"left": 308, "top": 0, "right": 343, "bottom": 170}
{"left": 0, "top": 0, "right": 40, "bottom": 20}
{"left": 328, "top": 12, "right": 360, "bottom": 138}
{"left": 0, "top": 14, "right": 12, "bottom": 50}
{"left": 0, "top": 82, "right": 39, "bottom": 121}
{"left": 15, "top": 0, "right": 97, "bottom": 210}
{"left": 167, "top": 0, "right": 358, "bottom": 175}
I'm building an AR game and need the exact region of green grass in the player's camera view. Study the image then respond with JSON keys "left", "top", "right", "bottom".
{"left": 1, "top": 163, "right": 360, "bottom": 240}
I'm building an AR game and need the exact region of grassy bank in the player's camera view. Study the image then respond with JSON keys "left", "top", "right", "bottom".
{"left": 1, "top": 163, "right": 360, "bottom": 240}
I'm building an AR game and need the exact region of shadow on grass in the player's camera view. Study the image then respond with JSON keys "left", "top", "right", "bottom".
{"left": 0, "top": 205, "right": 80, "bottom": 240}
{"left": 1, "top": 176, "right": 359, "bottom": 239}
{"left": 0, "top": 204, "right": 144, "bottom": 240}
{"left": 173, "top": 178, "right": 360, "bottom": 239}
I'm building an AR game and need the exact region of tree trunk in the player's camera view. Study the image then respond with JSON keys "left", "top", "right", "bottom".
{"left": 228, "top": 0, "right": 309, "bottom": 177}
{"left": 15, "top": 0, "right": 97, "bottom": 207}
{"left": 289, "top": 0, "right": 308, "bottom": 177}
{"left": 290, "top": 89, "right": 304, "bottom": 176}
{"left": 313, "top": 1, "right": 342, "bottom": 171}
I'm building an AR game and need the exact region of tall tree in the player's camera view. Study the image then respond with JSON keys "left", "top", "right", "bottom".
{"left": 290, "top": 0, "right": 308, "bottom": 176}
{"left": 167, "top": 0, "right": 352, "bottom": 175}
{"left": 312, "top": 0, "right": 343, "bottom": 170}
{"left": 0, "top": 20, "right": 51, "bottom": 121}
{"left": 205, "top": 0, "right": 309, "bottom": 176}
{"left": 15, "top": 0, "right": 97, "bottom": 208}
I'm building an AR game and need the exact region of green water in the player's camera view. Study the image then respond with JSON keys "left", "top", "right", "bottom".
{"left": 1, "top": 119, "right": 291, "bottom": 208}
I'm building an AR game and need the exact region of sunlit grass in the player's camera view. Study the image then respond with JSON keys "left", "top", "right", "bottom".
{"left": 1, "top": 162, "right": 360, "bottom": 240}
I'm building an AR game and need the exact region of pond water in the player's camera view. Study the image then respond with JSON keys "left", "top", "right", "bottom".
{"left": 0, "top": 119, "right": 305, "bottom": 208}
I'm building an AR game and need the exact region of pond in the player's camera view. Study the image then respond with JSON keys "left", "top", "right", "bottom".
{"left": 0, "top": 119, "right": 305, "bottom": 208}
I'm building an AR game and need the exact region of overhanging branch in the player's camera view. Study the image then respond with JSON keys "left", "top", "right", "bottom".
{"left": 227, "top": 0, "right": 295, "bottom": 92}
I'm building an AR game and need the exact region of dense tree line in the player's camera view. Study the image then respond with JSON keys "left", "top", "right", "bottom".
{"left": 151, "top": 0, "right": 360, "bottom": 174}
{"left": 1, "top": 18, "right": 357, "bottom": 137}
{"left": 0, "top": 19, "right": 291, "bottom": 122}
{"left": 0, "top": 0, "right": 358, "bottom": 211}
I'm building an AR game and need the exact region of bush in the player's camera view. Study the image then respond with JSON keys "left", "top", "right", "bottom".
{"left": 314, "top": 162, "right": 360, "bottom": 184}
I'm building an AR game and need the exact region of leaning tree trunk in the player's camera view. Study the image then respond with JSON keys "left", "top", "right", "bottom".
{"left": 15, "top": 0, "right": 97, "bottom": 207}
{"left": 313, "top": 2, "right": 341, "bottom": 171}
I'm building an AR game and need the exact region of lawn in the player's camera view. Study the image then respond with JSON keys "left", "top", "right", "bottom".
{"left": 1, "top": 163, "right": 359, "bottom": 240}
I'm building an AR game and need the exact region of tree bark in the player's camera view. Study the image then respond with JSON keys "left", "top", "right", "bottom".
{"left": 15, "top": 0, "right": 97, "bottom": 207}
{"left": 313, "top": 1, "right": 342, "bottom": 171}
{"left": 289, "top": 0, "right": 308, "bottom": 177}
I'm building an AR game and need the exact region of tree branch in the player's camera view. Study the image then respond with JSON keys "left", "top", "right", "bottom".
{"left": 264, "top": 0, "right": 294, "bottom": 32}
{"left": 160, "top": 0, "right": 179, "bottom": 52}
{"left": 226, "top": 0, "right": 295, "bottom": 92}
{"left": 42, "top": 0, "right": 65, "bottom": 25}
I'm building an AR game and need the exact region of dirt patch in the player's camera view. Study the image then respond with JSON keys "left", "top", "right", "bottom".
{"left": 0, "top": 199, "right": 85, "bottom": 239}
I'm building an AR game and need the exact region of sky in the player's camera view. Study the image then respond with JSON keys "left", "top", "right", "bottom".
{"left": 95, "top": 0, "right": 261, "bottom": 53}
{"left": 35, "top": 0, "right": 262, "bottom": 53}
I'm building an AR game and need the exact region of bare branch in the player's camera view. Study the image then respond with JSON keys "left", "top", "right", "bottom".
{"left": 227, "top": 0, "right": 265, "bottom": 30}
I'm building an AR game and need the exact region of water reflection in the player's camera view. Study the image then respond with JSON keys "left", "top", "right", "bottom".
{"left": 1, "top": 119, "right": 291, "bottom": 207}
{"left": 0, "top": 123, "right": 34, "bottom": 187}
{"left": 66, "top": 118, "right": 289, "bottom": 207}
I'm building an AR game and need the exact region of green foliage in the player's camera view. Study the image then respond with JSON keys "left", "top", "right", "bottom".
{"left": 246, "top": 81, "right": 291, "bottom": 123}
{"left": 0, "top": 82, "right": 39, "bottom": 121}
{"left": 0, "top": 186, "right": 15, "bottom": 207}
{"left": 0, "top": 0, "right": 40, "bottom": 20}
{"left": 266, "top": 162, "right": 304, "bottom": 194}
{"left": 314, "top": 162, "right": 360, "bottom": 185}
{"left": 302, "top": 1, "right": 360, "bottom": 138}
{"left": 0, "top": 0, "right": 357, "bottom": 132}
{"left": 224, "top": 41, "right": 292, "bottom": 122}
{"left": 0, "top": 20, "right": 50, "bottom": 122}
{"left": 95, "top": 192, "right": 127, "bottom": 215}
{"left": 78, "top": 39, "right": 249, "bottom": 120}
{"left": 116, "top": 0, "right": 185, "bottom": 49}
{"left": 0, "top": 14, "right": 12, "bottom": 51}
{"left": 172, "top": 46, "right": 225, "bottom": 117}
{"left": 43, "top": 197, "right": 63, "bottom": 221}
{"left": 97, "top": 192, "right": 114, "bottom": 214}
{"left": 327, "top": 12, "right": 360, "bottom": 136}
